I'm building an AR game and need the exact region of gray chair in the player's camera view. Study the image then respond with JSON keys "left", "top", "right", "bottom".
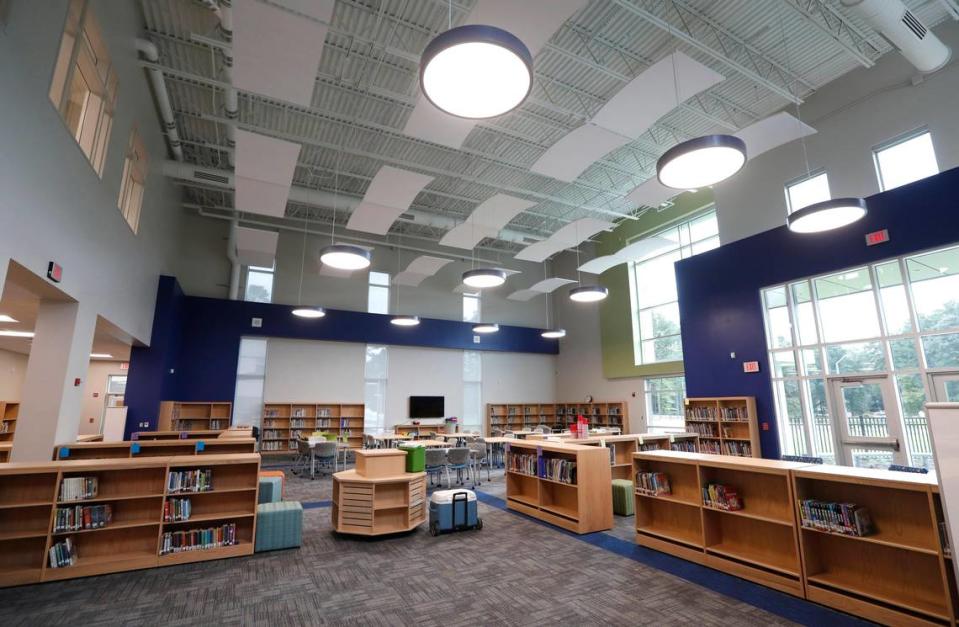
{"left": 446, "top": 447, "right": 471, "bottom": 486}
{"left": 492, "top": 428, "right": 504, "bottom": 437}
{"left": 312, "top": 440, "right": 339, "bottom": 478}
{"left": 425, "top": 448, "right": 450, "bottom": 488}
{"left": 468, "top": 439, "right": 491, "bottom": 484}
{"left": 535, "top": 425, "right": 551, "bottom": 434}
{"left": 292, "top": 439, "right": 312, "bottom": 476}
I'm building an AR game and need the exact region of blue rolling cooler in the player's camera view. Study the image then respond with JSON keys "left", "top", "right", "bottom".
{"left": 429, "top": 489, "right": 481, "bottom": 536}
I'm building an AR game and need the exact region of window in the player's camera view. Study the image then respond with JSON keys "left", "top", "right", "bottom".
{"left": 117, "top": 129, "right": 147, "bottom": 233}
{"left": 644, "top": 376, "right": 687, "bottom": 433}
{"left": 368, "top": 272, "right": 390, "bottom": 314}
{"left": 873, "top": 129, "right": 939, "bottom": 192}
{"left": 233, "top": 338, "right": 267, "bottom": 428}
{"left": 785, "top": 171, "right": 830, "bottom": 213}
{"left": 245, "top": 266, "right": 274, "bottom": 303}
{"left": 49, "top": 0, "right": 118, "bottom": 176}
{"left": 463, "top": 292, "right": 481, "bottom": 323}
{"left": 364, "top": 345, "right": 388, "bottom": 434}
{"left": 462, "top": 351, "right": 482, "bottom": 433}
{"left": 628, "top": 209, "right": 719, "bottom": 365}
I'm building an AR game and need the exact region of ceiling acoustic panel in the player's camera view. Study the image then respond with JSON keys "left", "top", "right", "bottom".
{"left": 530, "top": 124, "right": 630, "bottom": 182}
{"left": 392, "top": 256, "right": 453, "bottom": 286}
{"left": 235, "top": 226, "right": 279, "bottom": 268}
{"left": 625, "top": 177, "right": 675, "bottom": 210}
{"left": 234, "top": 129, "right": 301, "bottom": 217}
{"left": 235, "top": 178, "right": 293, "bottom": 217}
{"left": 507, "top": 289, "right": 540, "bottom": 302}
{"left": 734, "top": 111, "right": 816, "bottom": 161}
{"left": 233, "top": 0, "right": 327, "bottom": 107}
{"left": 439, "top": 223, "right": 500, "bottom": 250}
{"left": 528, "top": 277, "right": 576, "bottom": 293}
{"left": 468, "top": 194, "right": 537, "bottom": 230}
{"left": 514, "top": 218, "right": 614, "bottom": 262}
{"left": 577, "top": 236, "right": 674, "bottom": 274}
{"left": 402, "top": 0, "right": 588, "bottom": 149}
{"left": 346, "top": 166, "right": 434, "bottom": 235}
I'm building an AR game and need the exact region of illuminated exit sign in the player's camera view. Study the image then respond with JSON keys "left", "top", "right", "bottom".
{"left": 865, "top": 229, "right": 889, "bottom": 246}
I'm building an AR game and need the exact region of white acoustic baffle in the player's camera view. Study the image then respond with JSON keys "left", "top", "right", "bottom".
{"left": 926, "top": 402, "right": 959, "bottom": 582}
{"left": 392, "top": 256, "right": 453, "bottom": 287}
{"left": 233, "top": 130, "right": 302, "bottom": 217}
{"left": 439, "top": 194, "right": 535, "bottom": 249}
{"left": 235, "top": 226, "right": 279, "bottom": 268}
{"left": 346, "top": 166, "right": 434, "bottom": 235}
{"left": 514, "top": 217, "right": 614, "bottom": 262}
{"left": 577, "top": 236, "right": 675, "bottom": 274}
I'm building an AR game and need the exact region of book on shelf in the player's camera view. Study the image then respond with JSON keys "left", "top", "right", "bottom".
{"left": 720, "top": 406, "right": 749, "bottom": 422}
{"left": 318, "top": 408, "right": 332, "bottom": 418}
{"left": 54, "top": 504, "right": 113, "bottom": 531}
{"left": 703, "top": 483, "right": 743, "bottom": 511}
{"left": 49, "top": 537, "right": 77, "bottom": 568}
{"left": 538, "top": 456, "right": 577, "bottom": 484}
{"left": 670, "top": 440, "right": 697, "bottom": 453}
{"left": 508, "top": 452, "right": 537, "bottom": 476}
{"left": 723, "top": 441, "right": 752, "bottom": 456}
{"left": 164, "top": 498, "right": 192, "bottom": 522}
{"left": 636, "top": 471, "right": 671, "bottom": 496}
{"left": 685, "top": 405, "right": 717, "bottom": 421}
{"left": 160, "top": 522, "right": 237, "bottom": 555}
{"left": 167, "top": 468, "right": 213, "bottom": 493}
{"left": 798, "top": 499, "right": 873, "bottom": 536}
{"left": 210, "top": 419, "right": 225, "bottom": 430}
{"left": 688, "top": 422, "right": 717, "bottom": 437}
{"left": 264, "top": 408, "right": 279, "bottom": 418}
{"left": 699, "top": 440, "right": 721, "bottom": 454}
{"left": 59, "top": 476, "right": 98, "bottom": 502}
{"left": 290, "top": 419, "right": 306, "bottom": 428}
{"left": 940, "top": 521, "right": 952, "bottom": 558}
{"left": 292, "top": 408, "right": 306, "bottom": 418}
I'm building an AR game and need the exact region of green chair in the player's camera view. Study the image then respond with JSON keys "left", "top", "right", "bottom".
{"left": 255, "top": 501, "right": 303, "bottom": 552}
{"left": 611, "top": 479, "right": 634, "bottom": 516}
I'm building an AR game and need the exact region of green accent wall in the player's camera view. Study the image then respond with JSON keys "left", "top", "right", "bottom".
{"left": 596, "top": 189, "right": 716, "bottom": 379}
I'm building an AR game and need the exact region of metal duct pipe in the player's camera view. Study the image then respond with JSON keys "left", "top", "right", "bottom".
{"left": 842, "top": 0, "right": 951, "bottom": 73}
{"left": 135, "top": 39, "right": 184, "bottom": 161}
{"left": 161, "top": 160, "right": 542, "bottom": 246}
{"left": 226, "top": 217, "right": 241, "bottom": 300}
{"left": 195, "top": 0, "right": 237, "bottom": 165}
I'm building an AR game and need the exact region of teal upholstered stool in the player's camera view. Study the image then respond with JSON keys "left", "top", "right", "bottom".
{"left": 255, "top": 501, "right": 303, "bottom": 552}
{"left": 258, "top": 477, "right": 283, "bottom": 504}
{"left": 611, "top": 479, "right": 634, "bottom": 516}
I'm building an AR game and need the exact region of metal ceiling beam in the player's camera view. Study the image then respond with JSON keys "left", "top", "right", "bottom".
{"left": 779, "top": 0, "right": 879, "bottom": 68}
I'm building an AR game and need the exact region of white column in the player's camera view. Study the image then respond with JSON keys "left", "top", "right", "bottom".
{"left": 11, "top": 300, "right": 97, "bottom": 462}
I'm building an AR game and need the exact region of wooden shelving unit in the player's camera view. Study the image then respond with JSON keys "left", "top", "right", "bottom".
{"left": 505, "top": 440, "right": 613, "bottom": 534}
{"left": 158, "top": 402, "right": 232, "bottom": 433}
{"left": 332, "top": 450, "right": 426, "bottom": 535}
{"left": 394, "top": 423, "right": 447, "bottom": 437}
{"left": 575, "top": 433, "right": 700, "bottom": 480}
{"left": 0, "top": 402, "right": 19, "bottom": 446}
{"left": 0, "top": 444, "right": 10, "bottom": 464}
{"left": 53, "top": 439, "right": 256, "bottom": 460}
{"left": 261, "top": 402, "right": 365, "bottom": 454}
{"left": 0, "top": 453, "right": 259, "bottom": 587}
{"left": 633, "top": 450, "right": 807, "bottom": 596}
{"left": 793, "top": 464, "right": 956, "bottom": 625}
{"left": 486, "top": 401, "right": 629, "bottom": 435}
{"left": 684, "top": 396, "right": 760, "bottom": 458}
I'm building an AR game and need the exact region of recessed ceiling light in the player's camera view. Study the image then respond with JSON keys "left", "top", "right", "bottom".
{"left": 390, "top": 315, "right": 421, "bottom": 327}
{"left": 0, "top": 314, "right": 18, "bottom": 323}
{"left": 462, "top": 268, "right": 507, "bottom": 289}
{"left": 320, "top": 244, "right": 371, "bottom": 271}
{"left": 292, "top": 307, "right": 326, "bottom": 319}
{"left": 420, "top": 24, "right": 533, "bottom": 119}
{"left": 657, "top": 135, "right": 747, "bottom": 189}
{"left": 787, "top": 198, "right": 868, "bottom": 233}
{"left": 90, "top": 353, "right": 113, "bottom": 359}
{"left": 541, "top": 328, "right": 566, "bottom": 339}
{"left": 0, "top": 330, "right": 34, "bottom": 338}
{"left": 472, "top": 323, "right": 499, "bottom": 334}
{"left": 569, "top": 285, "right": 609, "bottom": 303}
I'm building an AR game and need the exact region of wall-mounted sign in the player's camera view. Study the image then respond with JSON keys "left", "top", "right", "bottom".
{"left": 47, "top": 261, "right": 63, "bottom": 283}
{"left": 743, "top": 361, "right": 760, "bottom": 373}
{"left": 865, "top": 229, "right": 890, "bottom": 246}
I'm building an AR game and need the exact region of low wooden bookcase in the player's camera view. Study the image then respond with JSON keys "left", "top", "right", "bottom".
{"left": 53, "top": 439, "right": 256, "bottom": 460}
{"left": 158, "top": 401, "right": 233, "bottom": 433}
{"left": 0, "top": 453, "right": 259, "bottom": 587}
{"left": 505, "top": 440, "right": 613, "bottom": 534}
{"left": 262, "top": 402, "right": 365, "bottom": 454}
{"left": 684, "top": 396, "right": 760, "bottom": 457}
{"left": 487, "top": 401, "right": 629, "bottom": 435}
{"left": 331, "top": 450, "right": 426, "bottom": 536}
{"left": 0, "top": 402, "right": 19, "bottom": 447}
{"left": 573, "top": 433, "right": 700, "bottom": 481}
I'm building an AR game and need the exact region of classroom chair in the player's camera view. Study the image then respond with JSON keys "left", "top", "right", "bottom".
{"left": 468, "top": 439, "right": 491, "bottom": 484}
{"left": 425, "top": 448, "right": 450, "bottom": 488}
{"left": 446, "top": 447, "right": 471, "bottom": 486}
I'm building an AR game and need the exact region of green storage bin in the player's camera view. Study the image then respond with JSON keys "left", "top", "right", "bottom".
{"left": 400, "top": 444, "right": 425, "bottom": 473}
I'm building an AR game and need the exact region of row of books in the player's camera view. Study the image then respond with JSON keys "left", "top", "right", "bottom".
{"left": 687, "top": 423, "right": 717, "bottom": 437}
{"left": 59, "top": 476, "right": 98, "bottom": 502}
{"left": 54, "top": 504, "right": 113, "bottom": 532}
{"left": 670, "top": 440, "right": 697, "bottom": 453}
{"left": 723, "top": 441, "right": 752, "bottom": 457}
{"left": 798, "top": 499, "right": 873, "bottom": 536}
{"left": 163, "top": 498, "right": 192, "bottom": 522}
{"left": 703, "top": 483, "right": 743, "bottom": 511}
{"left": 540, "top": 457, "right": 577, "bottom": 484}
{"left": 261, "top": 440, "right": 293, "bottom": 451}
{"left": 210, "top": 420, "right": 226, "bottom": 430}
{"left": 159, "top": 523, "right": 238, "bottom": 555}
{"left": 508, "top": 452, "right": 537, "bottom": 476}
{"left": 699, "top": 440, "right": 721, "bottom": 454}
{"left": 292, "top": 408, "right": 310, "bottom": 418}
{"left": 290, "top": 419, "right": 308, "bottom": 428}
{"left": 48, "top": 538, "right": 77, "bottom": 568}
{"left": 262, "top": 429, "right": 286, "bottom": 439}
{"left": 167, "top": 468, "right": 213, "bottom": 493}
{"left": 636, "top": 471, "right": 671, "bottom": 496}
{"left": 685, "top": 405, "right": 717, "bottom": 420}
{"left": 720, "top": 406, "right": 749, "bottom": 422}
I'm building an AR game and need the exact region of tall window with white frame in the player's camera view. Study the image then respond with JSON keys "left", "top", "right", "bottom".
{"left": 873, "top": 129, "right": 939, "bottom": 192}
{"left": 368, "top": 271, "right": 390, "bottom": 314}
{"left": 762, "top": 243, "right": 959, "bottom": 470}
{"left": 233, "top": 338, "right": 267, "bottom": 429}
{"left": 644, "top": 376, "right": 687, "bottom": 433}
{"left": 245, "top": 266, "right": 274, "bottom": 303}
{"left": 117, "top": 128, "right": 148, "bottom": 234}
{"left": 785, "top": 170, "right": 830, "bottom": 214}
{"left": 463, "top": 292, "right": 481, "bottom": 323}
{"left": 49, "top": 0, "right": 118, "bottom": 177}
{"left": 627, "top": 209, "right": 719, "bottom": 365}
{"left": 364, "top": 345, "right": 388, "bottom": 434}
{"left": 463, "top": 351, "right": 482, "bottom": 433}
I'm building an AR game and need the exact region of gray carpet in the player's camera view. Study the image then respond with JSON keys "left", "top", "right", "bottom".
{"left": 0, "top": 464, "right": 797, "bottom": 626}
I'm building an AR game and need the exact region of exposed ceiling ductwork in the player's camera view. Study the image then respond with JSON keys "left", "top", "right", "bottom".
{"left": 842, "top": 0, "right": 952, "bottom": 73}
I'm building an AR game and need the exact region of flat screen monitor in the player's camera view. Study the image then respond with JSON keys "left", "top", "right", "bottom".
{"left": 409, "top": 396, "right": 444, "bottom": 418}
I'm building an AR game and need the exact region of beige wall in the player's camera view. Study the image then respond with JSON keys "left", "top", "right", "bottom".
{"left": 0, "top": 348, "right": 27, "bottom": 402}
{"left": 79, "top": 361, "right": 127, "bottom": 436}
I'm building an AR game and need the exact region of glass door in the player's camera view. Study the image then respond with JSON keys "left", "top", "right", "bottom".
{"left": 830, "top": 377, "right": 907, "bottom": 468}
{"left": 929, "top": 373, "right": 959, "bottom": 402}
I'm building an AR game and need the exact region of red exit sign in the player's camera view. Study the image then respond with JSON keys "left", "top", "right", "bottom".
{"left": 865, "top": 229, "right": 889, "bottom": 246}
{"left": 743, "top": 361, "right": 760, "bottom": 373}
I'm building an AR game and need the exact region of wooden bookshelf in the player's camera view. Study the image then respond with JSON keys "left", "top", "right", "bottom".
{"left": 0, "top": 444, "right": 10, "bottom": 464}
{"left": 793, "top": 464, "right": 955, "bottom": 625}
{"left": 133, "top": 430, "right": 225, "bottom": 441}
{"left": 505, "top": 440, "right": 613, "bottom": 534}
{"left": 158, "top": 402, "right": 232, "bottom": 433}
{"left": 633, "top": 450, "right": 807, "bottom": 596}
{"left": 0, "top": 453, "right": 259, "bottom": 587}
{"left": 486, "top": 401, "right": 629, "bottom": 435}
{"left": 574, "top": 433, "right": 700, "bottom": 481}
{"left": 261, "top": 402, "right": 365, "bottom": 454}
{"left": 394, "top": 423, "right": 447, "bottom": 438}
{"left": 0, "top": 402, "right": 19, "bottom": 445}
{"left": 332, "top": 450, "right": 426, "bottom": 535}
{"left": 53, "top": 439, "right": 256, "bottom": 460}
{"left": 684, "top": 396, "right": 760, "bottom": 458}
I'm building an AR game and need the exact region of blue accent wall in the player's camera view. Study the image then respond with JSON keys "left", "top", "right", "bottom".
{"left": 125, "top": 280, "right": 558, "bottom": 434}
{"left": 676, "top": 166, "right": 959, "bottom": 459}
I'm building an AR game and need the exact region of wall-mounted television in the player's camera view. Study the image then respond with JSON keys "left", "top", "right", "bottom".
{"left": 409, "top": 396, "right": 444, "bottom": 418}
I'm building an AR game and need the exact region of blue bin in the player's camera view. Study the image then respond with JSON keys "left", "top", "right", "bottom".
{"left": 429, "top": 489, "right": 481, "bottom": 535}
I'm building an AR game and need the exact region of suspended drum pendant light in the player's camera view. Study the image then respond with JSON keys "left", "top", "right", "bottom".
{"left": 541, "top": 328, "right": 566, "bottom": 339}
{"left": 320, "top": 243, "right": 371, "bottom": 271}
{"left": 420, "top": 24, "right": 533, "bottom": 119}
{"left": 391, "top": 314, "right": 421, "bottom": 327}
{"left": 656, "top": 135, "right": 747, "bottom": 190}
{"left": 472, "top": 322, "right": 499, "bottom": 334}
{"left": 292, "top": 307, "right": 326, "bottom": 319}
{"left": 462, "top": 268, "right": 506, "bottom": 289}
{"left": 569, "top": 285, "right": 608, "bottom": 303}
{"left": 787, "top": 197, "right": 867, "bottom": 234}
